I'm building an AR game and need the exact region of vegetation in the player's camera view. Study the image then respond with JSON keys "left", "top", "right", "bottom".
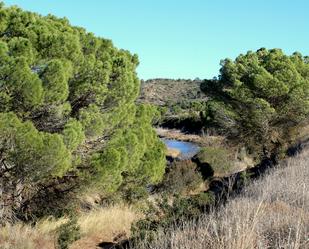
{"left": 139, "top": 78, "right": 205, "bottom": 107}
{"left": 139, "top": 78, "right": 207, "bottom": 132}
{"left": 0, "top": 205, "right": 140, "bottom": 249}
{"left": 0, "top": 3, "right": 165, "bottom": 221}
{"left": 159, "top": 160, "right": 204, "bottom": 195}
{"left": 195, "top": 147, "right": 233, "bottom": 176}
{"left": 1, "top": 3, "right": 309, "bottom": 249}
{"left": 131, "top": 192, "right": 215, "bottom": 243}
{"left": 130, "top": 149, "right": 309, "bottom": 249}
{"left": 131, "top": 49, "right": 309, "bottom": 249}
{"left": 202, "top": 48, "right": 309, "bottom": 157}
{"left": 56, "top": 217, "right": 80, "bottom": 249}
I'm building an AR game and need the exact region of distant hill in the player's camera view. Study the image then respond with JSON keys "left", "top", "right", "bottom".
{"left": 138, "top": 78, "right": 208, "bottom": 132}
{"left": 139, "top": 78, "right": 207, "bottom": 106}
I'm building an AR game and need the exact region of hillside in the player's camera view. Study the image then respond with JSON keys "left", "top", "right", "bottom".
{"left": 139, "top": 79, "right": 208, "bottom": 132}
{"left": 139, "top": 78, "right": 207, "bottom": 106}
{"left": 131, "top": 148, "right": 309, "bottom": 249}
{"left": 1, "top": 3, "right": 309, "bottom": 249}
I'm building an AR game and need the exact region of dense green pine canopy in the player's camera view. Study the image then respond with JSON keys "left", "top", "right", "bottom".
{"left": 202, "top": 48, "right": 309, "bottom": 156}
{"left": 0, "top": 3, "right": 165, "bottom": 218}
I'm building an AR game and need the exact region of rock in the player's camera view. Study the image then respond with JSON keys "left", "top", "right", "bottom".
{"left": 166, "top": 147, "right": 181, "bottom": 158}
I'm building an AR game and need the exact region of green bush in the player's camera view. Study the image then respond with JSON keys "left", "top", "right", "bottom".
{"left": 160, "top": 160, "right": 203, "bottom": 194}
{"left": 90, "top": 104, "right": 166, "bottom": 195}
{"left": 171, "top": 104, "right": 182, "bottom": 114}
{"left": 0, "top": 112, "right": 72, "bottom": 183}
{"left": 57, "top": 217, "right": 80, "bottom": 249}
{"left": 131, "top": 192, "right": 215, "bottom": 242}
{"left": 62, "top": 118, "right": 85, "bottom": 151}
{"left": 196, "top": 147, "right": 233, "bottom": 175}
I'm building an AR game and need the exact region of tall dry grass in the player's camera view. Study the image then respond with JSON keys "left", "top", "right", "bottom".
{"left": 131, "top": 150, "right": 309, "bottom": 249}
{"left": 0, "top": 205, "right": 140, "bottom": 249}
{"left": 0, "top": 217, "right": 67, "bottom": 249}
{"left": 70, "top": 205, "right": 141, "bottom": 248}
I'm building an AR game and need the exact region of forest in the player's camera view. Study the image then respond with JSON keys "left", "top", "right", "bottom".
{"left": 0, "top": 3, "right": 308, "bottom": 249}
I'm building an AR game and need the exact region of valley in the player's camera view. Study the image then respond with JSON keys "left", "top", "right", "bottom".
{"left": 0, "top": 2, "right": 308, "bottom": 249}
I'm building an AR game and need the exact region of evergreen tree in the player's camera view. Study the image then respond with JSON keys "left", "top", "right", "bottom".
{"left": 202, "top": 48, "right": 309, "bottom": 156}
{"left": 0, "top": 4, "right": 166, "bottom": 219}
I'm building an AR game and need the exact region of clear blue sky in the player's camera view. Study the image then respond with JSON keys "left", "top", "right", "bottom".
{"left": 3, "top": 0, "right": 309, "bottom": 80}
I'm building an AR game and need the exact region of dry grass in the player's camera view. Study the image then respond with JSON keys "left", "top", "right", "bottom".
{"left": 0, "top": 217, "right": 67, "bottom": 249}
{"left": 70, "top": 205, "right": 141, "bottom": 249}
{"left": 131, "top": 150, "right": 309, "bottom": 249}
{"left": 0, "top": 205, "right": 140, "bottom": 249}
{"left": 1, "top": 150, "right": 308, "bottom": 249}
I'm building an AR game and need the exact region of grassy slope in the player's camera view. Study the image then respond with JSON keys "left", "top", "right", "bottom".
{"left": 131, "top": 149, "right": 309, "bottom": 249}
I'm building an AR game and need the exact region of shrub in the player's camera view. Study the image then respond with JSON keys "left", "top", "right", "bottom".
{"left": 171, "top": 104, "right": 182, "bottom": 114}
{"left": 159, "top": 160, "right": 203, "bottom": 194}
{"left": 129, "top": 148, "right": 309, "bottom": 249}
{"left": 62, "top": 118, "right": 85, "bottom": 151}
{"left": 131, "top": 192, "right": 215, "bottom": 243}
{"left": 196, "top": 147, "right": 233, "bottom": 175}
{"left": 57, "top": 217, "right": 80, "bottom": 249}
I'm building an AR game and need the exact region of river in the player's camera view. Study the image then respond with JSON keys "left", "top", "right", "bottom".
{"left": 161, "top": 138, "right": 200, "bottom": 159}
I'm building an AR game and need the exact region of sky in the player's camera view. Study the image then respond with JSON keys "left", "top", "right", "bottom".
{"left": 3, "top": 0, "right": 309, "bottom": 80}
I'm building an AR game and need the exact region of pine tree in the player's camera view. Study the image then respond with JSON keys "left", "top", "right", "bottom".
{"left": 0, "top": 4, "right": 166, "bottom": 219}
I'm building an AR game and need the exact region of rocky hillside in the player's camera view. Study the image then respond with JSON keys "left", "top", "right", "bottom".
{"left": 139, "top": 78, "right": 207, "bottom": 106}
{"left": 138, "top": 79, "right": 208, "bottom": 132}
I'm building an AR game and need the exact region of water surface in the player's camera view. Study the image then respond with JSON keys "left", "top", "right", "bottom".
{"left": 162, "top": 138, "right": 200, "bottom": 159}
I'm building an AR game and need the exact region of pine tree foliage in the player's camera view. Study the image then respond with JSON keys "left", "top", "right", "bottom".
{"left": 202, "top": 48, "right": 309, "bottom": 156}
{"left": 0, "top": 4, "right": 165, "bottom": 218}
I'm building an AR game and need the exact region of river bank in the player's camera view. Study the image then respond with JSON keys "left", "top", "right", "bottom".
{"left": 159, "top": 127, "right": 254, "bottom": 177}
{"left": 156, "top": 127, "right": 224, "bottom": 147}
